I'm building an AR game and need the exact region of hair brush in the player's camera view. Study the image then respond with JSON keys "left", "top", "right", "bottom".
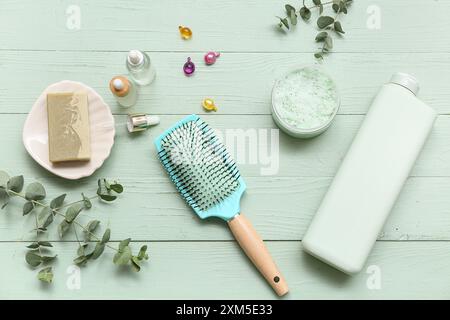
{"left": 154, "top": 114, "right": 288, "bottom": 296}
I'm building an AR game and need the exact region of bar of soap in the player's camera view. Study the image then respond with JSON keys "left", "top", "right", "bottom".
{"left": 47, "top": 92, "right": 91, "bottom": 163}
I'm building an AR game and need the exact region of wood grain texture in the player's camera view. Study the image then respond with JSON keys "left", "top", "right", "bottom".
{"left": 1, "top": 175, "right": 449, "bottom": 241}
{"left": 1, "top": 51, "right": 450, "bottom": 115}
{"left": 0, "top": 114, "right": 448, "bottom": 178}
{"left": 0, "top": 0, "right": 449, "bottom": 299}
{"left": 0, "top": 0, "right": 449, "bottom": 53}
{"left": 1, "top": 241, "right": 449, "bottom": 299}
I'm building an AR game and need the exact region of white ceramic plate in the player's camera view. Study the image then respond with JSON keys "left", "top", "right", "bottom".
{"left": 23, "top": 80, "right": 115, "bottom": 180}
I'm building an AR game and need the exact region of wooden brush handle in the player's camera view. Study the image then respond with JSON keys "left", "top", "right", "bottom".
{"left": 228, "top": 214, "right": 289, "bottom": 297}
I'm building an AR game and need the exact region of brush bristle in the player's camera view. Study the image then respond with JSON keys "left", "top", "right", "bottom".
{"left": 158, "top": 118, "right": 240, "bottom": 212}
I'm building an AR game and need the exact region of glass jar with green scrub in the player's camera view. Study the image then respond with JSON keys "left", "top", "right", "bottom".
{"left": 271, "top": 66, "right": 340, "bottom": 138}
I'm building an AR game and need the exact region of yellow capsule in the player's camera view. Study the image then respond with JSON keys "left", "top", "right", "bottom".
{"left": 178, "top": 26, "right": 192, "bottom": 40}
{"left": 202, "top": 98, "right": 218, "bottom": 112}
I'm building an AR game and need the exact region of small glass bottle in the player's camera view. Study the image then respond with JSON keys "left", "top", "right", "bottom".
{"left": 109, "top": 76, "right": 137, "bottom": 108}
{"left": 126, "top": 50, "right": 156, "bottom": 86}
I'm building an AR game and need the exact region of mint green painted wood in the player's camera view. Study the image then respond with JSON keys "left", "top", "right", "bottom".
{"left": 0, "top": 0, "right": 449, "bottom": 299}
{"left": 1, "top": 242, "right": 450, "bottom": 299}
{"left": 1, "top": 51, "right": 450, "bottom": 115}
{"left": 0, "top": 0, "right": 449, "bottom": 53}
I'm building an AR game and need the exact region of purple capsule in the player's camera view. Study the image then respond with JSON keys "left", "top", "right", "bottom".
{"left": 183, "top": 57, "right": 195, "bottom": 76}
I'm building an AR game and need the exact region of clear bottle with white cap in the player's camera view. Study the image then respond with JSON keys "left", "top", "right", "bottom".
{"left": 109, "top": 76, "right": 138, "bottom": 108}
{"left": 302, "top": 72, "right": 437, "bottom": 274}
{"left": 126, "top": 50, "right": 156, "bottom": 86}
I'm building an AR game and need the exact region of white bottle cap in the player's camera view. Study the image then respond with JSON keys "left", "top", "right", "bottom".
{"left": 128, "top": 50, "right": 144, "bottom": 66}
{"left": 390, "top": 72, "right": 419, "bottom": 96}
{"left": 146, "top": 115, "right": 160, "bottom": 126}
{"left": 113, "top": 78, "right": 125, "bottom": 90}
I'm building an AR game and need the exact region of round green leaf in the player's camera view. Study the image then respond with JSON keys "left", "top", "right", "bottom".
{"left": 317, "top": 16, "right": 334, "bottom": 29}
{"left": 7, "top": 175, "right": 24, "bottom": 193}
{"left": 334, "top": 21, "right": 345, "bottom": 34}
{"left": 299, "top": 6, "right": 311, "bottom": 20}
{"left": 23, "top": 201, "right": 34, "bottom": 216}
{"left": 50, "top": 194, "right": 66, "bottom": 209}
{"left": 25, "top": 182, "right": 46, "bottom": 201}
{"left": 25, "top": 251, "right": 42, "bottom": 267}
{"left": 65, "top": 203, "right": 83, "bottom": 222}
{"left": 37, "top": 267, "right": 53, "bottom": 283}
{"left": 315, "top": 31, "right": 328, "bottom": 42}
{"left": 113, "top": 246, "right": 132, "bottom": 265}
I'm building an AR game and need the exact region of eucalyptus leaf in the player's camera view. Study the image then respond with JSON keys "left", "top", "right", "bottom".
{"left": 81, "top": 193, "right": 92, "bottom": 209}
{"left": 73, "top": 255, "right": 88, "bottom": 266}
{"left": 279, "top": 17, "right": 289, "bottom": 29}
{"left": 41, "top": 255, "right": 57, "bottom": 263}
{"left": 65, "top": 203, "right": 83, "bottom": 223}
{"left": 25, "top": 182, "right": 46, "bottom": 201}
{"left": 25, "top": 251, "right": 41, "bottom": 267}
{"left": 38, "top": 241, "right": 53, "bottom": 247}
{"left": 23, "top": 201, "right": 34, "bottom": 216}
{"left": 91, "top": 243, "right": 105, "bottom": 260}
{"left": 50, "top": 194, "right": 66, "bottom": 209}
{"left": 119, "top": 238, "right": 131, "bottom": 250}
{"left": 319, "top": 4, "right": 324, "bottom": 14}
{"left": 58, "top": 220, "right": 71, "bottom": 238}
{"left": 101, "top": 228, "right": 111, "bottom": 244}
{"left": 38, "top": 207, "right": 54, "bottom": 228}
{"left": 37, "top": 267, "right": 53, "bottom": 283}
{"left": 7, "top": 175, "right": 24, "bottom": 193}
{"left": 131, "top": 256, "right": 141, "bottom": 272}
{"left": 0, "top": 171, "right": 9, "bottom": 188}
{"left": 317, "top": 16, "right": 334, "bottom": 29}
{"left": 137, "top": 245, "right": 149, "bottom": 261}
{"left": 85, "top": 220, "right": 100, "bottom": 241}
{"left": 77, "top": 243, "right": 88, "bottom": 256}
{"left": 315, "top": 31, "right": 328, "bottom": 42}
{"left": 113, "top": 246, "right": 132, "bottom": 265}
{"left": 26, "top": 242, "right": 40, "bottom": 249}
{"left": 285, "top": 4, "right": 295, "bottom": 15}
{"left": 325, "top": 35, "right": 333, "bottom": 49}
{"left": 98, "top": 194, "right": 117, "bottom": 202}
{"left": 299, "top": 6, "right": 311, "bottom": 20}
{"left": 313, "top": 0, "right": 321, "bottom": 5}
{"left": 334, "top": 21, "right": 345, "bottom": 33}
{"left": 332, "top": 3, "right": 340, "bottom": 12}
{"left": 285, "top": 4, "right": 297, "bottom": 25}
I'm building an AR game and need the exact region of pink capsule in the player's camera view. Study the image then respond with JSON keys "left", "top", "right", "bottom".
{"left": 183, "top": 57, "right": 195, "bottom": 76}
{"left": 204, "top": 51, "right": 220, "bottom": 65}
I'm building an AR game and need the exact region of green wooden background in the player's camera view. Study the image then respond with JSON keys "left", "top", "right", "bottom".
{"left": 0, "top": 0, "right": 449, "bottom": 299}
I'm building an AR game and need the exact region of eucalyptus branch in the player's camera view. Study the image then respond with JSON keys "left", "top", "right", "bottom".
{"left": 0, "top": 172, "right": 149, "bottom": 283}
{"left": 276, "top": 0, "right": 352, "bottom": 59}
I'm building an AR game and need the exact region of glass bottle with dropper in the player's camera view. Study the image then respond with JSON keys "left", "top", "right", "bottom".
{"left": 109, "top": 76, "right": 137, "bottom": 108}
{"left": 126, "top": 50, "right": 156, "bottom": 86}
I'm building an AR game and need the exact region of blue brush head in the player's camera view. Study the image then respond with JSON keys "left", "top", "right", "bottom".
{"left": 154, "top": 114, "right": 246, "bottom": 221}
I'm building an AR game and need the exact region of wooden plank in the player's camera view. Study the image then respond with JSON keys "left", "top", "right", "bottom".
{"left": 0, "top": 241, "right": 449, "bottom": 299}
{"left": 0, "top": 0, "right": 449, "bottom": 53}
{"left": 0, "top": 114, "right": 448, "bottom": 178}
{"left": 1, "top": 51, "right": 449, "bottom": 115}
{"left": 1, "top": 173, "right": 449, "bottom": 241}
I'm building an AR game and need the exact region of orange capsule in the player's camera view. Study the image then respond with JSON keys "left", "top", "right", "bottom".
{"left": 178, "top": 26, "right": 192, "bottom": 40}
